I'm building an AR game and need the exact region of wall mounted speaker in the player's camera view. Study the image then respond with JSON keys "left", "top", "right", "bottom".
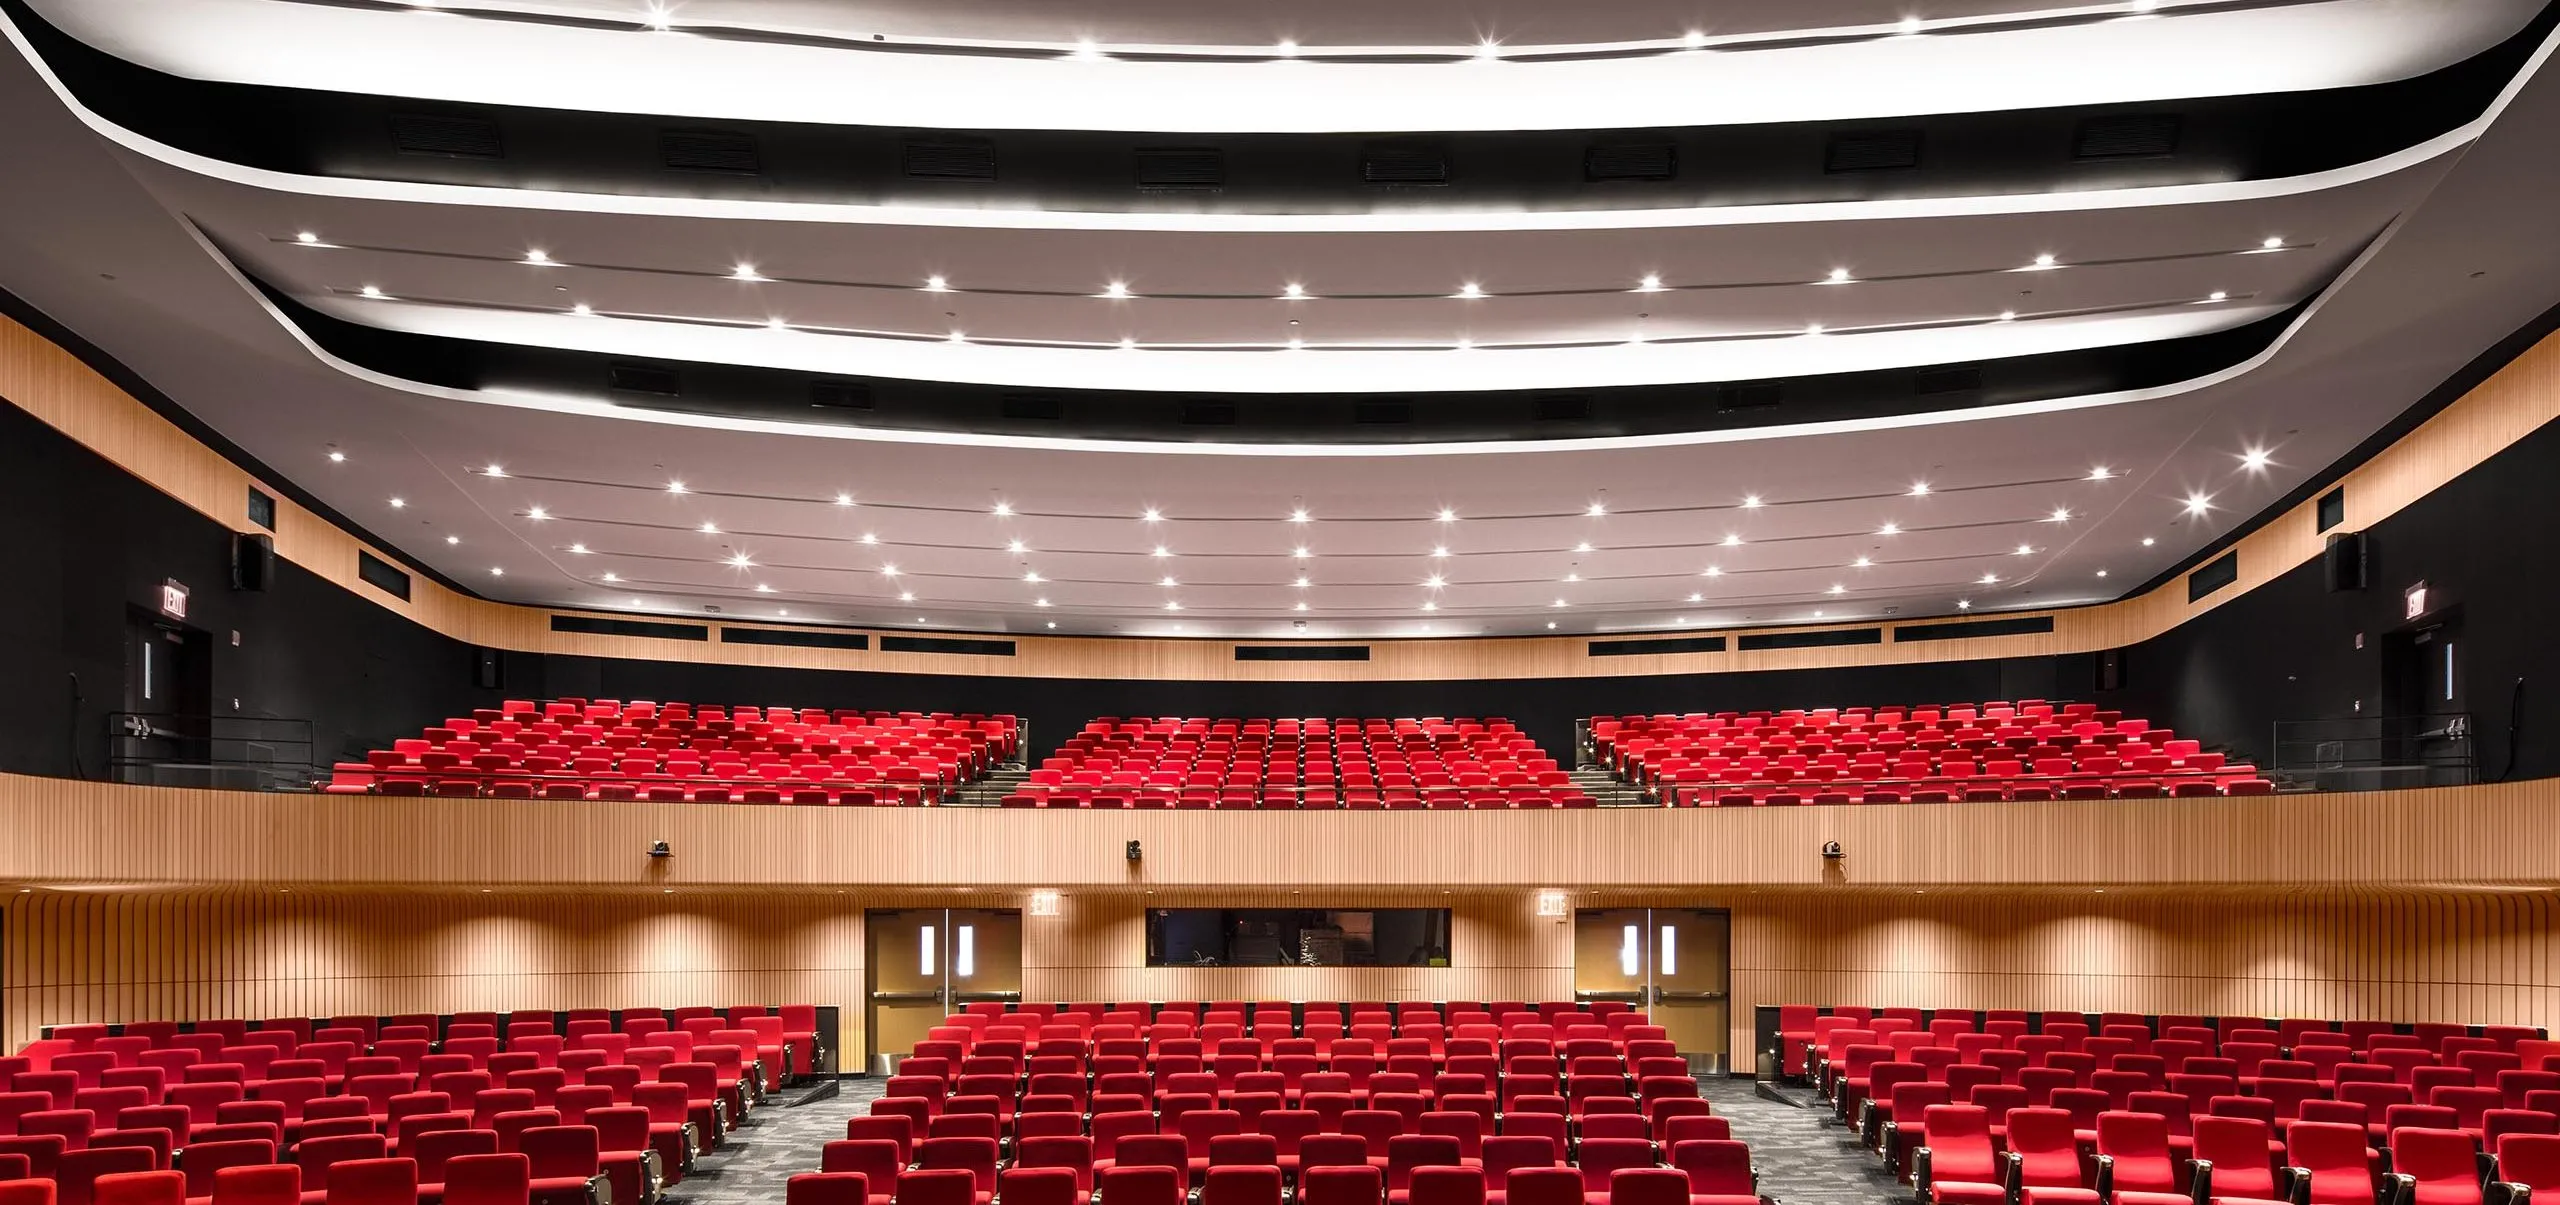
{"left": 2097, "top": 649, "right": 2126, "bottom": 692}
{"left": 474, "top": 647, "right": 502, "bottom": 690}
{"left": 230, "top": 532, "right": 274, "bottom": 591}
{"left": 2324, "top": 531, "right": 2369, "bottom": 592}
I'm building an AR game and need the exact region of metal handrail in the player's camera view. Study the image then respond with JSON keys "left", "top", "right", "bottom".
{"left": 2270, "top": 713, "right": 2475, "bottom": 789}
{"left": 106, "top": 712, "right": 320, "bottom": 791}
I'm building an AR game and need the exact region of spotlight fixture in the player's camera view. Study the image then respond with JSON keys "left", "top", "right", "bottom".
{"left": 2015, "top": 544, "right": 2034, "bottom": 556}
{"left": 900, "top": 590, "right": 916, "bottom": 602}
{"left": 1437, "top": 507, "right": 1457, "bottom": 522}
{"left": 727, "top": 553, "right": 754, "bottom": 569}
{"left": 993, "top": 501, "right": 1014, "bottom": 517}
{"left": 923, "top": 275, "right": 949, "bottom": 292}
{"left": 296, "top": 231, "right": 319, "bottom": 244}
{"left": 1635, "top": 274, "right": 1665, "bottom": 292}
{"left": 667, "top": 481, "right": 688, "bottom": 495}
{"left": 1100, "top": 281, "right": 1132, "bottom": 299}
{"left": 2261, "top": 236, "right": 2284, "bottom": 249}
{"left": 569, "top": 543, "right": 589, "bottom": 554}
{"left": 731, "top": 263, "right": 763, "bottom": 281}
{"left": 948, "top": 330, "right": 967, "bottom": 343}
{"left": 1877, "top": 523, "right": 1899, "bottom": 536}
{"left": 1852, "top": 556, "right": 1872, "bottom": 568}
{"left": 1741, "top": 495, "right": 1763, "bottom": 509}
{"left": 1574, "top": 541, "right": 1593, "bottom": 553}
{"left": 2185, "top": 494, "right": 2214, "bottom": 515}
{"left": 1432, "top": 546, "right": 1451, "bottom": 558}
{"left": 1898, "top": 15, "right": 1922, "bottom": 33}
{"left": 1721, "top": 534, "right": 1742, "bottom": 547}
{"left": 860, "top": 533, "right": 879, "bottom": 544}
{"left": 2142, "top": 537, "right": 2157, "bottom": 546}
{"left": 1702, "top": 567, "right": 1723, "bottom": 577}
{"left": 1164, "top": 601, "right": 1183, "bottom": 611}
{"left": 1586, "top": 501, "right": 1607, "bottom": 517}
{"left": 1047, "top": 620, "right": 1058, "bottom": 628}
{"left": 1564, "top": 573, "right": 1581, "bottom": 583}
{"left": 1007, "top": 538, "right": 1027, "bottom": 553}
{"left": 1290, "top": 508, "right": 1311, "bottom": 523}
{"left": 1153, "top": 545, "right": 1172, "bottom": 558}
{"left": 1827, "top": 584, "right": 1847, "bottom": 595}
{"left": 525, "top": 506, "right": 548, "bottom": 520}
{"left": 1552, "top": 599, "right": 1568, "bottom": 608}
{"left": 1980, "top": 573, "right": 2001, "bottom": 584}
{"left": 1689, "top": 592, "right": 1704, "bottom": 602}
{"left": 1957, "top": 599, "right": 1972, "bottom": 610}
{"left": 2097, "top": 569, "right": 2111, "bottom": 578}
{"left": 523, "top": 249, "right": 553, "bottom": 265}
{"left": 1998, "top": 310, "right": 2017, "bottom": 321}
{"left": 1425, "top": 574, "right": 1446, "bottom": 588}
{"left": 327, "top": 450, "right": 346, "bottom": 463}
{"left": 1294, "top": 601, "right": 1309, "bottom": 611}
{"left": 1293, "top": 576, "right": 1311, "bottom": 589}
{"left": 754, "top": 584, "right": 774, "bottom": 593}
{"left": 1159, "top": 576, "right": 1178, "bottom": 588}
{"left": 446, "top": 535, "right": 460, "bottom": 545}
{"left": 571, "top": 303, "right": 593, "bottom": 316}
{"left": 1683, "top": 29, "right": 1708, "bottom": 46}
{"left": 389, "top": 497, "right": 406, "bottom": 509}
{"left": 1282, "top": 282, "right": 1308, "bottom": 299}
{"left": 1142, "top": 507, "right": 1163, "bottom": 521}
{"left": 1023, "top": 571, "right": 1043, "bottom": 583}
{"left": 2089, "top": 467, "right": 2114, "bottom": 480}
{"left": 1455, "top": 282, "right": 1486, "bottom": 299}
{"left": 1035, "top": 597, "right": 1051, "bottom": 607}
{"left": 602, "top": 573, "right": 619, "bottom": 583}
{"left": 1826, "top": 267, "right": 1852, "bottom": 283}
{"left": 2240, "top": 448, "right": 2271, "bottom": 470}
{"left": 360, "top": 285, "right": 384, "bottom": 298}
{"left": 1293, "top": 546, "right": 1312, "bottom": 559}
{"left": 697, "top": 522, "right": 719, "bottom": 534}
{"left": 881, "top": 565, "right": 901, "bottom": 577}
{"left": 1421, "top": 601, "right": 1439, "bottom": 612}
{"left": 2031, "top": 253, "right": 2057, "bottom": 269}
{"left": 1803, "top": 323, "right": 1824, "bottom": 336}
{"left": 2049, "top": 507, "right": 2072, "bottom": 522}
{"left": 835, "top": 492, "right": 855, "bottom": 506}
{"left": 1474, "top": 41, "right": 1502, "bottom": 59}
{"left": 2207, "top": 291, "right": 2229, "bottom": 302}
{"left": 489, "top": 567, "right": 504, "bottom": 576}
{"left": 1909, "top": 482, "right": 1931, "bottom": 496}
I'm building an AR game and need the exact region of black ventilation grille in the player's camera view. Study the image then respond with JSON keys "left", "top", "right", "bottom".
{"left": 881, "top": 635, "right": 1016, "bottom": 656}
{"left": 1235, "top": 645, "right": 1371, "bottom": 662}
{"left": 388, "top": 113, "right": 503, "bottom": 159}
{"left": 659, "top": 129, "right": 760, "bottom": 174}
{"left": 1895, "top": 615, "right": 2056, "bottom": 642}
{"left": 1135, "top": 147, "right": 1224, "bottom": 190}
{"left": 1181, "top": 400, "right": 1238, "bottom": 426}
{"left": 1717, "top": 382, "right": 1785, "bottom": 411}
{"left": 1354, "top": 399, "right": 1413, "bottom": 424}
{"left": 2074, "top": 115, "right": 2181, "bottom": 161}
{"left": 1590, "top": 635, "right": 1727, "bottom": 657}
{"left": 550, "top": 615, "right": 710, "bottom": 641}
{"left": 1362, "top": 146, "right": 1449, "bottom": 184}
{"left": 1000, "top": 394, "right": 1062, "bottom": 421}
{"left": 607, "top": 364, "right": 680, "bottom": 395}
{"left": 2316, "top": 486, "right": 2347, "bottom": 533}
{"left": 2188, "top": 550, "right": 2239, "bottom": 602}
{"left": 905, "top": 138, "right": 998, "bottom": 180}
{"left": 1914, "top": 365, "right": 1984, "bottom": 395}
{"left": 1738, "top": 627, "right": 1884, "bottom": 651}
{"left": 1585, "top": 142, "right": 1677, "bottom": 181}
{"left": 357, "top": 551, "right": 411, "bottom": 601}
{"left": 1534, "top": 395, "right": 1592, "bottom": 422}
{"left": 1825, "top": 130, "right": 1922, "bottom": 172}
{"left": 810, "top": 381, "right": 874, "bottom": 411}
{"left": 720, "top": 626, "right": 871, "bottom": 650}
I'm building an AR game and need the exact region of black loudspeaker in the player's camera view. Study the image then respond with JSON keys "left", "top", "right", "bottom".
{"left": 230, "top": 532, "right": 274, "bottom": 591}
{"left": 2097, "top": 649, "right": 2126, "bottom": 692}
{"left": 2325, "top": 531, "right": 2369, "bottom": 592}
{"left": 474, "top": 648, "right": 502, "bottom": 690}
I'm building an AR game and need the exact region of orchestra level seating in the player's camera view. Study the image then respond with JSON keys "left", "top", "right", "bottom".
{"left": 831, "top": 1000, "right": 1764, "bottom": 1205}
{"left": 1589, "top": 700, "right": 2274, "bottom": 805}
{"left": 4, "top": 1007, "right": 819, "bottom": 1205}
{"left": 323, "top": 699, "right": 1017, "bottom": 804}
{"left": 1005, "top": 718, "right": 1590, "bottom": 809}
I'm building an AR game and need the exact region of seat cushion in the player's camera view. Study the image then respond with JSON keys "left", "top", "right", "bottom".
{"left": 1934, "top": 1183, "right": 2011, "bottom": 1205}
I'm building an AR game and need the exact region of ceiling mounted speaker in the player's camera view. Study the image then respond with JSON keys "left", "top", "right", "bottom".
{"left": 1134, "top": 147, "right": 1224, "bottom": 191}
{"left": 388, "top": 112, "right": 503, "bottom": 159}
{"left": 1361, "top": 145, "right": 1449, "bottom": 185}
{"left": 1824, "top": 129, "right": 1922, "bottom": 172}
{"left": 1584, "top": 142, "right": 1677, "bottom": 182}
{"left": 2074, "top": 114, "right": 2181, "bottom": 160}
{"left": 904, "top": 138, "right": 998, "bottom": 180}
{"left": 659, "top": 129, "right": 760, "bottom": 174}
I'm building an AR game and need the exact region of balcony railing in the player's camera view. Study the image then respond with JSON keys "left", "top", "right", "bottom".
{"left": 106, "top": 713, "right": 320, "bottom": 791}
{"left": 2270, "top": 713, "right": 2476, "bottom": 791}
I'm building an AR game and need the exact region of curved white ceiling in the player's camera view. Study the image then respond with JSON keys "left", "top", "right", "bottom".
{"left": 28, "top": 0, "right": 2544, "bottom": 133}
{"left": 134, "top": 140, "right": 2436, "bottom": 393}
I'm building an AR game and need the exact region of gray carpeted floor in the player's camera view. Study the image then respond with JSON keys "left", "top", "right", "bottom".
{"left": 674, "top": 1078, "right": 1908, "bottom": 1205}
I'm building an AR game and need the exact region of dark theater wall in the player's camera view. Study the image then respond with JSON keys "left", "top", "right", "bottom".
{"left": 2103, "top": 409, "right": 2560, "bottom": 780}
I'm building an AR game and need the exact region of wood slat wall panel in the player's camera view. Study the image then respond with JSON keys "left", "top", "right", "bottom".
{"left": 1726, "top": 891, "right": 2560, "bottom": 1055}
{"left": 7, "top": 773, "right": 2560, "bottom": 892}
{"left": 7, "top": 310, "right": 2559, "bottom": 681}
{"left": 0, "top": 889, "right": 868, "bottom": 1052}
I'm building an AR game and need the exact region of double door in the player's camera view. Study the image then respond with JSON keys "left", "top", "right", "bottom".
{"left": 1572, "top": 908, "right": 1731, "bottom": 1071}
{"left": 866, "top": 908, "right": 1022, "bottom": 1069}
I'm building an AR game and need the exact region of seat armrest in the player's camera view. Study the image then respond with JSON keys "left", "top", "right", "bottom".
{"left": 2188, "top": 1158, "right": 2214, "bottom": 1205}
{"left": 1916, "top": 1146, "right": 1936, "bottom": 1205}
{"left": 2486, "top": 1181, "right": 2531, "bottom": 1205}
{"left": 2381, "top": 1172, "right": 2413, "bottom": 1205}
{"left": 2093, "top": 1153, "right": 2115, "bottom": 1201}
{"left": 2281, "top": 1165, "right": 2310, "bottom": 1205}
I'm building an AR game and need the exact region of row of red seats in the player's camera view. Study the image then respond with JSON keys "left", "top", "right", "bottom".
{"left": 1013, "top": 720, "right": 1587, "bottom": 810}
{"left": 1904, "top": 1105, "right": 2557, "bottom": 1205}
{"left": 1669, "top": 778, "right": 2275, "bottom": 805}
{"left": 0, "top": 1141, "right": 619, "bottom": 1205}
{"left": 325, "top": 700, "right": 1013, "bottom": 802}
{"left": 1778, "top": 1005, "right": 2547, "bottom": 1082}
{"left": 926, "top": 1001, "right": 1648, "bottom": 1044}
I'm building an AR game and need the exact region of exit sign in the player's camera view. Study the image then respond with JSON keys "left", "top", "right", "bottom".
{"left": 160, "top": 578, "right": 189, "bottom": 621}
{"left": 2404, "top": 581, "right": 2428, "bottom": 621}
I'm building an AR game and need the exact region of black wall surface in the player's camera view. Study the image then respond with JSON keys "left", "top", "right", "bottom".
{"left": 0, "top": 399, "right": 496, "bottom": 777}
{"left": 2097, "top": 406, "right": 2560, "bottom": 781}
{"left": 6, "top": 343, "right": 2556, "bottom": 782}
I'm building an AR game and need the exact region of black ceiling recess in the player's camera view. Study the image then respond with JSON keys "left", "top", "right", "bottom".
{"left": 239, "top": 261, "right": 2313, "bottom": 447}
{"left": 11, "top": 0, "right": 2550, "bottom": 216}
{"left": 387, "top": 112, "right": 503, "bottom": 159}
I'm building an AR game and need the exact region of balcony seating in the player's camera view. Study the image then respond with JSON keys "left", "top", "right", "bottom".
{"left": 1005, "top": 718, "right": 1588, "bottom": 810}
{"left": 1590, "top": 702, "right": 2273, "bottom": 805}
{"left": 324, "top": 699, "right": 1016, "bottom": 805}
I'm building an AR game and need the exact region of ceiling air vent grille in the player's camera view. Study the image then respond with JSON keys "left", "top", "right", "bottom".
{"left": 1135, "top": 147, "right": 1225, "bottom": 190}
{"left": 1000, "top": 394, "right": 1062, "bottom": 421}
{"left": 1914, "top": 365, "right": 1984, "bottom": 395}
{"left": 659, "top": 129, "right": 760, "bottom": 174}
{"left": 810, "top": 381, "right": 875, "bottom": 411}
{"left": 1362, "top": 145, "right": 1449, "bottom": 185}
{"left": 607, "top": 364, "right": 680, "bottom": 395}
{"left": 1354, "top": 399, "right": 1414, "bottom": 424}
{"left": 904, "top": 138, "right": 998, "bottom": 180}
{"left": 1585, "top": 142, "right": 1677, "bottom": 182}
{"left": 2074, "top": 115, "right": 2181, "bottom": 161}
{"left": 1825, "top": 129, "right": 1922, "bottom": 172}
{"left": 1534, "top": 395, "right": 1592, "bottom": 422}
{"left": 1716, "top": 382, "right": 1785, "bottom": 411}
{"left": 1181, "top": 400, "right": 1238, "bottom": 425}
{"left": 388, "top": 113, "right": 503, "bottom": 159}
